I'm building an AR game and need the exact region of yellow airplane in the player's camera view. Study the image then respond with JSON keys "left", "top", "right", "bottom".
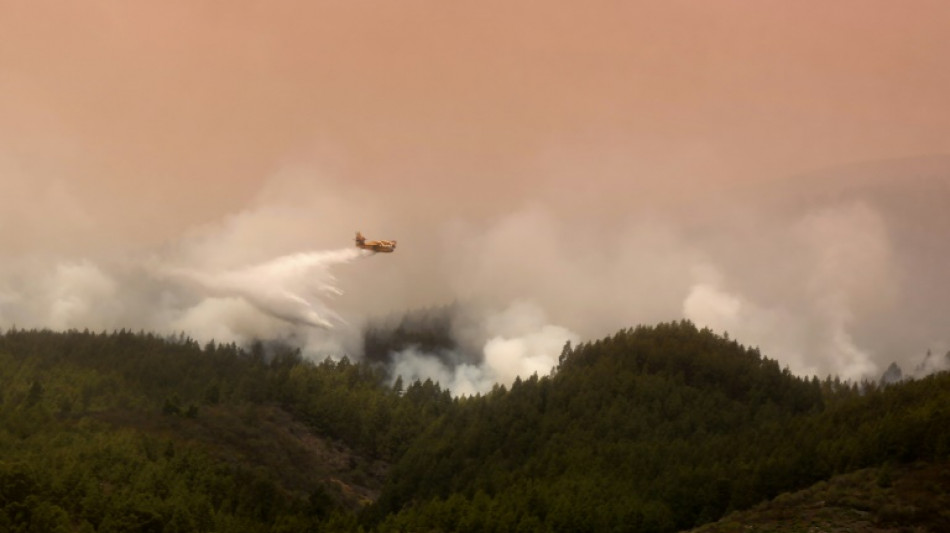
{"left": 355, "top": 231, "right": 396, "bottom": 253}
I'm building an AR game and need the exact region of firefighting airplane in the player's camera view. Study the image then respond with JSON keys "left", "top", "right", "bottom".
{"left": 355, "top": 231, "right": 396, "bottom": 253}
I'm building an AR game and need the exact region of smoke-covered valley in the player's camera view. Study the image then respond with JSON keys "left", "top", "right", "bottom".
{"left": 1, "top": 156, "right": 948, "bottom": 394}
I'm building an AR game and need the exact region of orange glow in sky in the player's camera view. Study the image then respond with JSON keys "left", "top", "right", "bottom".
{"left": 2, "top": 2, "right": 950, "bottom": 381}
{"left": 3, "top": 2, "right": 949, "bottom": 239}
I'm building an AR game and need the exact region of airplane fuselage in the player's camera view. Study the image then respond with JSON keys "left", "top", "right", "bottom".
{"left": 355, "top": 232, "right": 396, "bottom": 253}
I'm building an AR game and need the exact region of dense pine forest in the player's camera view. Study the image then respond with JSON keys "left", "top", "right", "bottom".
{"left": 1, "top": 320, "right": 949, "bottom": 532}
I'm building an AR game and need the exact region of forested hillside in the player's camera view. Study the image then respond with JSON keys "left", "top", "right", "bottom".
{"left": 688, "top": 461, "right": 950, "bottom": 532}
{"left": 0, "top": 328, "right": 450, "bottom": 532}
{"left": 1, "top": 321, "right": 949, "bottom": 532}
{"left": 368, "top": 321, "right": 950, "bottom": 532}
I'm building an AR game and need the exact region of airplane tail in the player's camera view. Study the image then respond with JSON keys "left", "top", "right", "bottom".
{"left": 355, "top": 231, "right": 365, "bottom": 245}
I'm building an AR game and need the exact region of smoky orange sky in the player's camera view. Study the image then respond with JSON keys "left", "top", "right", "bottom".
{"left": 4, "top": 1, "right": 950, "bottom": 244}
{"left": 2, "top": 1, "right": 949, "bottom": 387}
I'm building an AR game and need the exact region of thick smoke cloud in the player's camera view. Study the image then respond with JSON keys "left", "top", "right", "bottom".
{"left": 681, "top": 200, "right": 896, "bottom": 379}
{"left": 1, "top": 163, "right": 948, "bottom": 392}
{"left": 386, "top": 301, "right": 579, "bottom": 396}
{"left": 3, "top": 3, "right": 950, "bottom": 396}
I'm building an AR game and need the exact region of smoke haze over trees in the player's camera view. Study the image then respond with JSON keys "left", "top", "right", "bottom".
{"left": 1, "top": 160, "right": 948, "bottom": 390}
{"left": 3, "top": 2, "right": 950, "bottom": 389}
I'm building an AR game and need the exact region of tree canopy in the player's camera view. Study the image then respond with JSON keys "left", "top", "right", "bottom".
{"left": 1, "top": 321, "right": 948, "bottom": 532}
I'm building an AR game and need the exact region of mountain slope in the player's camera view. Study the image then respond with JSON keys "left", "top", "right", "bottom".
{"left": 0, "top": 327, "right": 449, "bottom": 531}
{"left": 2, "top": 323, "right": 949, "bottom": 532}
{"left": 689, "top": 461, "right": 950, "bottom": 532}
{"left": 368, "top": 321, "right": 950, "bottom": 532}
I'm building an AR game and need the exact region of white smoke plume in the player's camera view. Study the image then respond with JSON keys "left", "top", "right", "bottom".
{"left": 911, "top": 346, "right": 950, "bottom": 378}
{"left": 681, "top": 200, "right": 896, "bottom": 381}
{"left": 1, "top": 162, "right": 948, "bottom": 391}
{"left": 3, "top": 3, "right": 950, "bottom": 396}
{"left": 387, "top": 300, "right": 579, "bottom": 396}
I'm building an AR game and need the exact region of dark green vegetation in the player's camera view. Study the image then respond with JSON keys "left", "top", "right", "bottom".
{"left": 371, "top": 322, "right": 950, "bottom": 532}
{"left": 689, "top": 461, "right": 950, "bottom": 532}
{"left": 1, "top": 321, "right": 949, "bottom": 532}
{"left": 0, "top": 328, "right": 450, "bottom": 532}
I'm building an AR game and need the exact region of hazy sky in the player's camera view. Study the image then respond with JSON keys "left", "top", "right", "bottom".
{"left": 2, "top": 2, "right": 949, "bottom": 387}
